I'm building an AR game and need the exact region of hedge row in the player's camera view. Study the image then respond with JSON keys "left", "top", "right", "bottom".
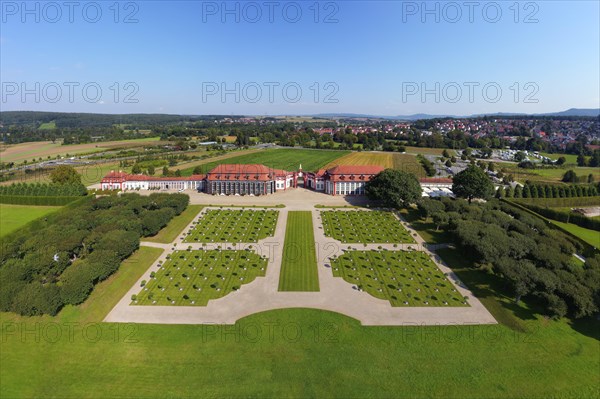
{"left": 516, "top": 203, "right": 600, "bottom": 231}
{"left": 0, "top": 182, "right": 87, "bottom": 197}
{"left": 500, "top": 183, "right": 598, "bottom": 199}
{"left": 512, "top": 197, "right": 600, "bottom": 208}
{"left": 502, "top": 199, "right": 597, "bottom": 256}
{"left": 0, "top": 195, "right": 82, "bottom": 206}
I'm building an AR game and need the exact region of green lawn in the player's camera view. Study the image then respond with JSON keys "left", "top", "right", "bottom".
{"left": 1, "top": 246, "right": 599, "bottom": 398}
{"left": 321, "top": 210, "right": 415, "bottom": 243}
{"left": 184, "top": 209, "right": 278, "bottom": 243}
{"left": 540, "top": 152, "right": 579, "bottom": 164}
{"left": 278, "top": 211, "right": 320, "bottom": 291}
{"left": 134, "top": 249, "right": 267, "bottom": 306}
{"left": 549, "top": 220, "right": 600, "bottom": 248}
{"left": 400, "top": 207, "right": 453, "bottom": 244}
{"left": 145, "top": 205, "right": 203, "bottom": 243}
{"left": 331, "top": 250, "right": 466, "bottom": 306}
{"left": 0, "top": 204, "right": 61, "bottom": 237}
{"left": 180, "top": 148, "right": 349, "bottom": 175}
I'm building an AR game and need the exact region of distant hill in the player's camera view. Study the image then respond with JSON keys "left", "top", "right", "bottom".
{"left": 536, "top": 108, "right": 600, "bottom": 117}
{"left": 312, "top": 108, "right": 599, "bottom": 120}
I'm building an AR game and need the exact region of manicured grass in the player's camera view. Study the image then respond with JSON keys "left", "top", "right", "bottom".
{"left": 0, "top": 204, "right": 61, "bottom": 237}
{"left": 144, "top": 205, "right": 203, "bottom": 243}
{"left": 435, "top": 247, "right": 529, "bottom": 332}
{"left": 184, "top": 209, "right": 278, "bottom": 243}
{"left": 321, "top": 210, "right": 415, "bottom": 243}
{"left": 540, "top": 152, "right": 579, "bottom": 164}
{"left": 331, "top": 250, "right": 466, "bottom": 306}
{"left": 549, "top": 220, "right": 600, "bottom": 248}
{"left": 279, "top": 211, "right": 319, "bottom": 291}
{"left": 400, "top": 207, "right": 453, "bottom": 244}
{"left": 1, "top": 246, "right": 599, "bottom": 398}
{"left": 180, "top": 148, "right": 349, "bottom": 175}
{"left": 134, "top": 249, "right": 267, "bottom": 306}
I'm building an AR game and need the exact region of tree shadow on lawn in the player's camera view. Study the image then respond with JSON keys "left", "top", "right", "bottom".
{"left": 569, "top": 317, "right": 600, "bottom": 341}
{"left": 400, "top": 208, "right": 453, "bottom": 245}
{"left": 436, "top": 248, "right": 539, "bottom": 333}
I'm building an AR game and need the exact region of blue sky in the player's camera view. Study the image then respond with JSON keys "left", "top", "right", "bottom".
{"left": 1, "top": 1, "right": 599, "bottom": 115}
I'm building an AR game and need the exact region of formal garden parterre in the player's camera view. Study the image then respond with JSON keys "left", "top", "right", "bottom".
{"left": 183, "top": 209, "right": 278, "bottom": 243}
{"left": 320, "top": 210, "right": 415, "bottom": 243}
{"left": 331, "top": 250, "right": 467, "bottom": 307}
{"left": 133, "top": 249, "right": 268, "bottom": 306}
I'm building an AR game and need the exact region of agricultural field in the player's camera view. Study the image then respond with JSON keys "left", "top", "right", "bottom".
{"left": 133, "top": 249, "right": 267, "bottom": 306}
{"left": 324, "top": 151, "right": 426, "bottom": 177}
{"left": 180, "top": 148, "right": 349, "bottom": 175}
{"left": 184, "top": 209, "right": 278, "bottom": 243}
{"left": 0, "top": 137, "right": 161, "bottom": 164}
{"left": 320, "top": 210, "right": 415, "bottom": 243}
{"left": 331, "top": 250, "right": 467, "bottom": 307}
{"left": 0, "top": 204, "right": 61, "bottom": 237}
{"left": 278, "top": 211, "right": 319, "bottom": 291}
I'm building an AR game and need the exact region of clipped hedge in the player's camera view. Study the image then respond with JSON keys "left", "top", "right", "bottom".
{"left": 0, "top": 195, "right": 82, "bottom": 206}
{"left": 512, "top": 196, "right": 600, "bottom": 208}
{"left": 0, "top": 182, "right": 87, "bottom": 196}
{"left": 517, "top": 203, "right": 600, "bottom": 231}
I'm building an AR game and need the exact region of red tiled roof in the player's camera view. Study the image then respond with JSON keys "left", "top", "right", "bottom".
{"left": 205, "top": 164, "right": 293, "bottom": 181}
{"left": 208, "top": 164, "right": 273, "bottom": 175}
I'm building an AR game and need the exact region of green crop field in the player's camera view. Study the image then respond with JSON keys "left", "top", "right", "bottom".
{"left": 278, "top": 211, "right": 320, "bottom": 291}
{"left": 180, "top": 148, "right": 349, "bottom": 175}
{"left": 321, "top": 210, "right": 415, "bottom": 243}
{"left": 331, "top": 250, "right": 467, "bottom": 306}
{"left": 134, "top": 249, "right": 267, "bottom": 306}
{"left": 184, "top": 209, "right": 278, "bottom": 243}
{"left": 0, "top": 204, "right": 61, "bottom": 237}
{"left": 1, "top": 241, "right": 598, "bottom": 398}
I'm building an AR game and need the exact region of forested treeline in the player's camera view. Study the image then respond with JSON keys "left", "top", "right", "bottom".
{"left": 0, "top": 193, "right": 189, "bottom": 316}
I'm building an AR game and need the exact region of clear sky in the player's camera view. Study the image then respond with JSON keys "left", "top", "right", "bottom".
{"left": 1, "top": 0, "right": 599, "bottom": 115}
